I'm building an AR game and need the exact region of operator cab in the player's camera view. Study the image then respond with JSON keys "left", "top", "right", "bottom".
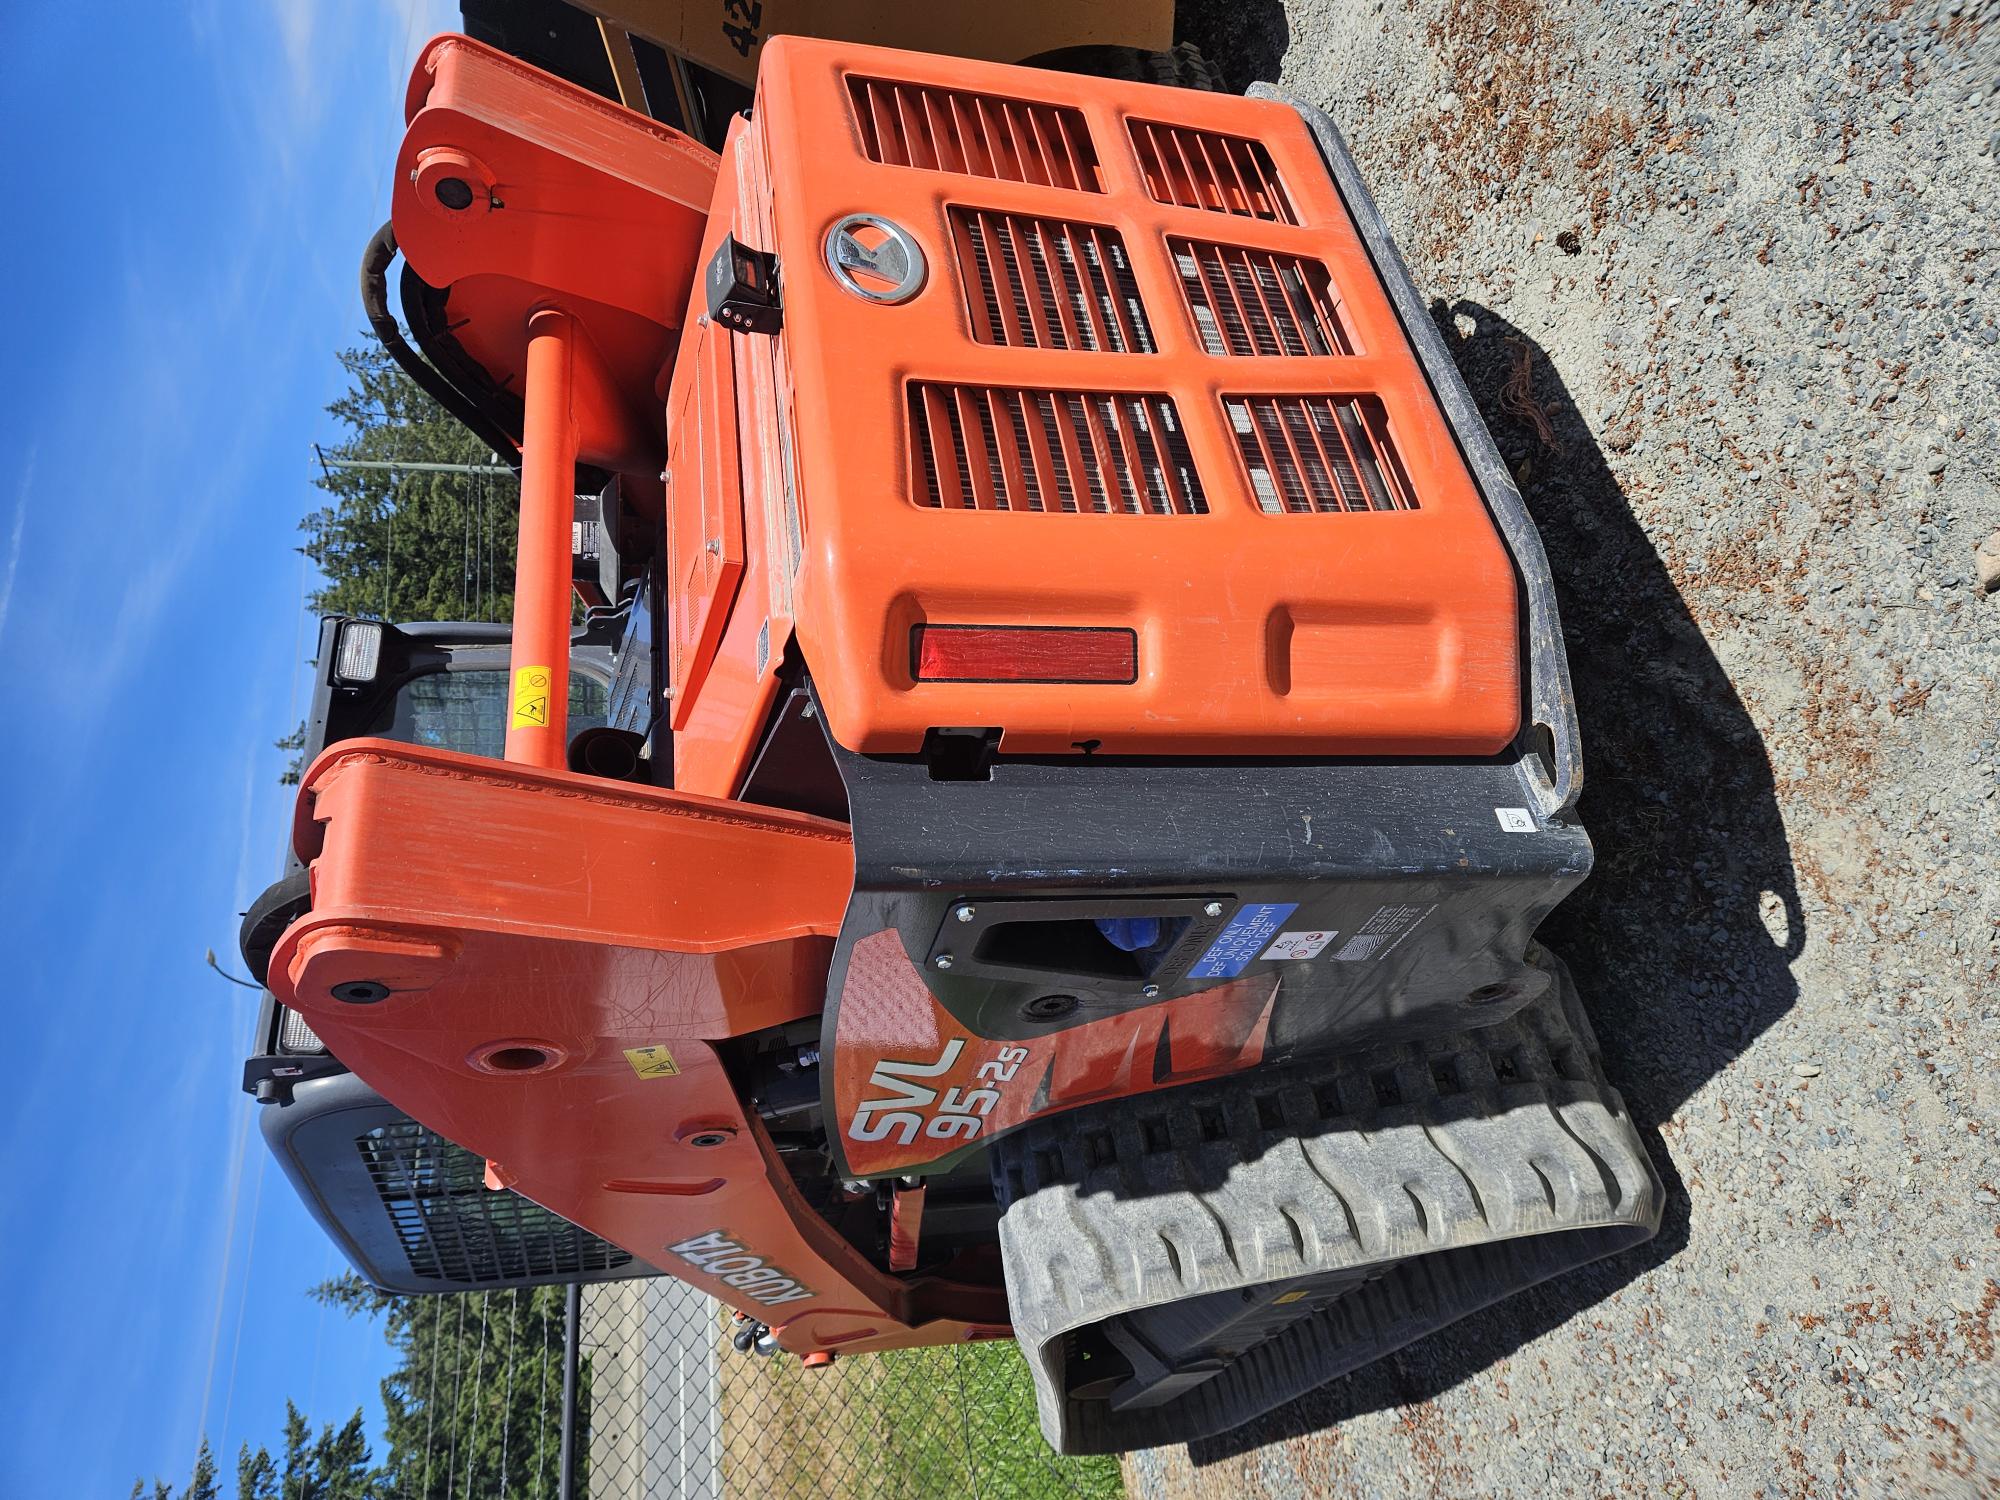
{"left": 240, "top": 606, "right": 658, "bottom": 1294}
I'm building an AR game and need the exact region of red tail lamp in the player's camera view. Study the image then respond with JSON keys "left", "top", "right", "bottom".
{"left": 911, "top": 625, "right": 1138, "bottom": 684}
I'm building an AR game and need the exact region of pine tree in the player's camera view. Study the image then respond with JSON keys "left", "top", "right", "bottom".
{"left": 229, "top": 1403, "right": 380, "bottom": 1500}
{"left": 182, "top": 1439, "right": 219, "bottom": 1500}
{"left": 278, "top": 1403, "right": 310, "bottom": 1492}
{"left": 235, "top": 1440, "right": 278, "bottom": 1500}
{"left": 306, "top": 1412, "right": 372, "bottom": 1499}
{"left": 301, "top": 342, "right": 518, "bottom": 626}
{"left": 274, "top": 722, "right": 308, "bottom": 786}
{"left": 145, "top": 1279, "right": 578, "bottom": 1499}
{"left": 312, "top": 1274, "right": 576, "bottom": 1498}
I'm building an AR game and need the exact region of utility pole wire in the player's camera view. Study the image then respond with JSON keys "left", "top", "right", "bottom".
{"left": 498, "top": 1288, "right": 521, "bottom": 1498}
{"left": 315, "top": 457, "right": 516, "bottom": 476}
{"left": 446, "top": 1294, "right": 466, "bottom": 1500}
{"left": 534, "top": 1295, "right": 552, "bottom": 1500}
{"left": 463, "top": 1292, "right": 492, "bottom": 1499}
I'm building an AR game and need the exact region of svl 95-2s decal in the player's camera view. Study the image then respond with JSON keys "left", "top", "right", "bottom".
{"left": 848, "top": 1039, "right": 1030, "bottom": 1145}
{"left": 831, "top": 929, "right": 1278, "bottom": 1177}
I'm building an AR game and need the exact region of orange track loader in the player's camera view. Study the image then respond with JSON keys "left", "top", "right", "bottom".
{"left": 242, "top": 31, "right": 1659, "bottom": 1452}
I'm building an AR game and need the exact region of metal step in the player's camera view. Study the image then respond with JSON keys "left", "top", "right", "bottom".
{"left": 992, "top": 949, "right": 1661, "bottom": 1454}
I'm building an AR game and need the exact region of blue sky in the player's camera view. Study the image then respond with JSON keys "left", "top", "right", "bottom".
{"left": 0, "top": 2, "right": 454, "bottom": 1492}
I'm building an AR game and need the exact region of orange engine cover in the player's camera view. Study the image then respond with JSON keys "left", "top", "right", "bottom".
{"left": 731, "top": 38, "right": 1522, "bottom": 758}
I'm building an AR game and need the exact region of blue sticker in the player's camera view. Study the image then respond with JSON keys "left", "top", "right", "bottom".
{"left": 1187, "top": 902, "right": 1299, "bottom": 980}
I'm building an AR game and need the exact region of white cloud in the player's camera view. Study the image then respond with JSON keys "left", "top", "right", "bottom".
{"left": 269, "top": 0, "right": 318, "bottom": 116}
{"left": 0, "top": 456, "right": 27, "bottom": 647}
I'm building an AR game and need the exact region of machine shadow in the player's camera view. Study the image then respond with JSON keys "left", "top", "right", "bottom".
{"left": 1177, "top": 0, "right": 1291, "bottom": 88}
{"left": 1186, "top": 302, "right": 1803, "bottom": 1460}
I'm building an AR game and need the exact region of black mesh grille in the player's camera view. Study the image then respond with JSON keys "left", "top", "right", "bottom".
{"left": 357, "top": 1122, "right": 633, "bottom": 1286}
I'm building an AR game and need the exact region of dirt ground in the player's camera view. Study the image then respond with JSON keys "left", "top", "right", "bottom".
{"left": 1128, "top": 1, "right": 2000, "bottom": 1495}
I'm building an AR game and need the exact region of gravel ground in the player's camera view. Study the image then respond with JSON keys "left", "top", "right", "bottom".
{"left": 1130, "top": 1, "right": 2000, "bottom": 1495}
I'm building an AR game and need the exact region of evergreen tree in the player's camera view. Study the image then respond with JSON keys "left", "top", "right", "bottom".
{"left": 301, "top": 342, "right": 517, "bottom": 626}
{"left": 137, "top": 1283, "right": 581, "bottom": 1496}
{"left": 306, "top": 1412, "right": 373, "bottom": 1499}
{"left": 311, "top": 1274, "right": 576, "bottom": 1499}
{"left": 227, "top": 1402, "right": 377, "bottom": 1500}
{"left": 274, "top": 722, "right": 308, "bottom": 786}
{"left": 235, "top": 1440, "right": 278, "bottom": 1500}
{"left": 278, "top": 1404, "right": 310, "bottom": 1492}
{"left": 183, "top": 1439, "right": 219, "bottom": 1500}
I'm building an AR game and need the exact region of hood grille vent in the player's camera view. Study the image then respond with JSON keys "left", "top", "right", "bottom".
{"left": 1173, "top": 240, "right": 1352, "bottom": 357}
{"left": 1130, "top": 121, "right": 1295, "bottom": 223}
{"left": 951, "top": 210, "right": 1155, "bottom": 353}
{"left": 358, "top": 1122, "right": 634, "bottom": 1286}
{"left": 850, "top": 78, "right": 1101, "bottom": 192}
{"left": 1223, "top": 396, "right": 1417, "bottom": 514}
{"left": 910, "top": 384, "right": 1206, "bottom": 515}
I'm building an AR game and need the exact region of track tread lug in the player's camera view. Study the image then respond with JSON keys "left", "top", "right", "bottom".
{"left": 994, "top": 951, "right": 1662, "bottom": 1454}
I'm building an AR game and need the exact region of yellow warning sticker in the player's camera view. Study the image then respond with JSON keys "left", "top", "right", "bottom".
{"left": 1273, "top": 1289, "right": 1310, "bottom": 1306}
{"left": 624, "top": 1045, "right": 681, "bottom": 1079}
{"left": 511, "top": 665, "right": 553, "bottom": 730}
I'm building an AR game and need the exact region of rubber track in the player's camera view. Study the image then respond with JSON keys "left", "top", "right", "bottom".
{"left": 993, "top": 950, "right": 1661, "bottom": 1453}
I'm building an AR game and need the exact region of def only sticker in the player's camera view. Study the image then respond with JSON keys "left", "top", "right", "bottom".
{"left": 1188, "top": 902, "right": 1298, "bottom": 979}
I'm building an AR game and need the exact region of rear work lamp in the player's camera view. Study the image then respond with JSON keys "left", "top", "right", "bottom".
{"left": 334, "top": 620, "right": 384, "bottom": 685}
{"left": 911, "top": 625, "right": 1138, "bottom": 685}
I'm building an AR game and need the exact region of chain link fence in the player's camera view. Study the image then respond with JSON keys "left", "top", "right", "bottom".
{"left": 573, "top": 1280, "right": 1125, "bottom": 1500}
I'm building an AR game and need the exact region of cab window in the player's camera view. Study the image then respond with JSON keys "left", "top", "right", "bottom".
{"left": 392, "top": 670, "right": 608, "bottom": 758}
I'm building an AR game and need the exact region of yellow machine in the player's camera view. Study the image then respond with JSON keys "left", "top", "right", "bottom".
{"left": 586, "top": 0, "right": 1173, "bottom": 84}
{"left": 463, "top": 0, "right": 1190, "bottom": 148}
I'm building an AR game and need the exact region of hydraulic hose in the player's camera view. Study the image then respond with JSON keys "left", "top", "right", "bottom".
{"left": 359, "top": 221, "right": 521, "bottom": 463}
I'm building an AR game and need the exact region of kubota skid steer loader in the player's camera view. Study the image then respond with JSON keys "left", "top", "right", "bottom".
{"left": 247, "top": 32, "right": 1660, "bottom": 1452}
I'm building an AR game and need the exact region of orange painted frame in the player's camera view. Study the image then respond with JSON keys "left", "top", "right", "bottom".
{"left": 272, "top": 741, "right": 1012, "bottom": 1354}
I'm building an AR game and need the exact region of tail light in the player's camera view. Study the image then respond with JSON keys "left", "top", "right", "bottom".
{"left": 912, "top": 625, "right": 1138, "bottom": 684}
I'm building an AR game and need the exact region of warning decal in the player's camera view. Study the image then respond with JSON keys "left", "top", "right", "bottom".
{"left": 1263, "top": 928, "right": 1338, "bottom": 962}
{"left": 1330, "top": 903, "right": 1437, "bottom": 962}
{"left": 623, "top": 1045, "right": 681, "bottom": 1079}
{"left": 511, "top": 665, "right": 553, "bottom": 729}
